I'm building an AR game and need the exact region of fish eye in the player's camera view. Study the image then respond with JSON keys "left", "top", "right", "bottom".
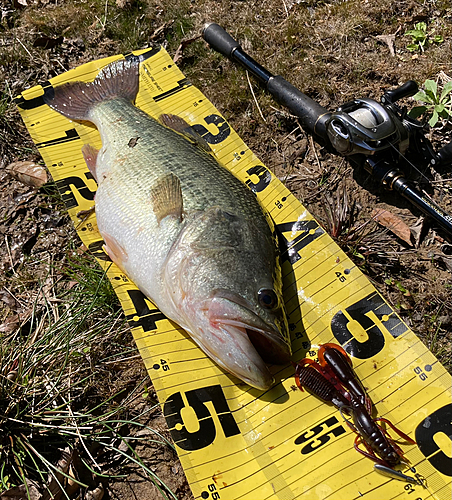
{"left": 258, "top": 288, "right": 279, "bottom": 310}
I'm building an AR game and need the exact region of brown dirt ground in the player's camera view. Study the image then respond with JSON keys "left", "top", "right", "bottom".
{"left": 1, "top": 0, "right": 451, "bottom": 499}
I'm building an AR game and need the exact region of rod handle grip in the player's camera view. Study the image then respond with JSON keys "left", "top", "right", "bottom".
{"left": 203, "top": 23, "right": 241, "bottom": 58}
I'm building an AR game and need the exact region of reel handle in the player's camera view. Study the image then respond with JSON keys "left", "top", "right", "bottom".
{"left": 382, "top": 80, "right": 418, "bottom": 104}
{"left": 436, "top": 140, "right": 452, "bottom": 167}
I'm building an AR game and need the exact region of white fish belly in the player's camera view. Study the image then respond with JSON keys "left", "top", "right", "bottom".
{"left": 95, "top": 170, "right": 181, "bottom": 308}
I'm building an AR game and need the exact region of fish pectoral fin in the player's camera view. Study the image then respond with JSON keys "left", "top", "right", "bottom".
{"left": 159, "top": 113, "right": 212, "bottom": 153}
{"left": 150, "top": 173, "right": 184, "bottom": 225}
{"left": 81, "top": 143, "right": 99, "bottom": 181}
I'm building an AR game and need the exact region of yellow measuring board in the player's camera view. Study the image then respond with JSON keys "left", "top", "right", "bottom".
{"left": 16, "top": 47, "right": 451, "bottom": 500}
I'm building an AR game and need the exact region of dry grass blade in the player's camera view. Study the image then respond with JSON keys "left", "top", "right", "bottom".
{"left": 246, "top": 70, "right": 267, "bottom": 122}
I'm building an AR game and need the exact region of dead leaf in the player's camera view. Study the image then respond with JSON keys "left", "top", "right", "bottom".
{"left": 0, "top": 314, "right": 20, "bottom": 333}
{"left": 65, "top": 465, "right": 79, "bottom": 497}
{"left": 173, "top": 35, "right": 201, "bottom": 64}
{"left": 6, "top": 370, "right": 18, "bottom": 381}
{"left": 6, "top": 161, "right": 48, "bottom": 188}
{"left": 42, "top": 447, "right": 72, "bottom": 500}
{"left": 0, "top": 289, "right": 17, "bottom": 308}
{"left": 375, "top": 34, "right": 396, "bottom": 57}
{"left": 372, "top": 208, "right": 413, "bottom": 246}
{"left": 33, "top": 35, "right": 64, "bottom": 49}
{"left": 410, "top": 217, "right": 425, "bottom": 248}
{"left": 1, "top": 479, "right": 41, "bottom": 500}
{"left": 76, "top": 243, "right": 88, "bottom": 254}
{"left": 12, "top": 0, "right": 28, "bottom": 8}
{"left": 85, "top": 484, "right": 104, "bottom": 500}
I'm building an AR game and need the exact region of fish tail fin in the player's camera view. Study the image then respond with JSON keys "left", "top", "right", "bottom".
{"left": 43, "top": 58, "right": 140, "bottom": 121}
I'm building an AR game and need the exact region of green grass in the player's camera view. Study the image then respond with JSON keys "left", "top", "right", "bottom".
{"left": 0, "top": 249, "right": 177, "bottom": 498}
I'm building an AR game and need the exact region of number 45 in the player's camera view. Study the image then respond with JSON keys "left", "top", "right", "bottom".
{"left": 336, "top": 272, "right": 346, "bottom": 283}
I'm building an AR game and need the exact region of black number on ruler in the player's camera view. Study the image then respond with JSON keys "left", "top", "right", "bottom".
{"left": 330, "top": 292, "right": 409, "bottom": 359}
{"left": 160, "top": 359, "right": 170, "bottom": 371}
{"left": 404, "top": 484, "right": 417, "bottom": 495}
{"left": 276, "top": 220, "right": 324, "bottom": 264}
{"left": 125, "top": 289, "right": 166, "bottom": 332}
{"left": 336, "top": 271, "right": 346, "bottom": 283}
{"left": 414, "top": 366, "right": 428, "bottom": 381}
{"left": 35, "top": 128, "right": 81, "bottom": 149}
{"left": 191, "top": 114, "right": 231, "bottom": 144}
{"left": 88, "top": 240, "right": 111, "bottom": 262}
{"left": 415, "top": 404, "right": 452, "bottom": 476}
{"left": 163, "top": 385, "right": 240, "bottom": 451}
{"left": 201, "top": 484, "right": 220, "bottom": 500}
{"left": 55, "top": 173, "right": 96, "bottom": 209}
{"left": 245, "top": 165, "right": 271, "bottom": 193}
{"left": 294, "top": 416, "right": 346, "bottom": 454}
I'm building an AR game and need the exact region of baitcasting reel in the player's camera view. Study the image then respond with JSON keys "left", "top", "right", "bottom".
{"left": 202, "top": 23, "right": 452, "bottom": 237}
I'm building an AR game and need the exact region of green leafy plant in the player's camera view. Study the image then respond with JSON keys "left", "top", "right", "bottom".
{"left": 405, "top": 22, "right": 444, "bottom": 52}
{"left": 408, "top": 79, "right": 452, "bottom": 127}
{"left": 384, "top": 278, "right": 411, "bottom": 296}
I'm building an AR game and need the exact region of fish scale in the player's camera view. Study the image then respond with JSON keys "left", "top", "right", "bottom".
{"left": 92, "top": 98, "right": 264, "bottom": 219}
{"left": 43, "top": 57, "right": 292, "bottom": 390}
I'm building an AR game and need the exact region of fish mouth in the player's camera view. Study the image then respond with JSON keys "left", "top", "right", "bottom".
{"left": 198, "top": 293, "right": 291, "bottom": 390}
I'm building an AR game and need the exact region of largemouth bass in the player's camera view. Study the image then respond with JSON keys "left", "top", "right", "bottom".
{"left": 43, "top": 57, "right": 291, "bottom": 390}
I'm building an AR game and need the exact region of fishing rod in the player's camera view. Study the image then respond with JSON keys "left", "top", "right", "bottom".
{"left": 202, "top": 23, "right": 452, "bottom": 239}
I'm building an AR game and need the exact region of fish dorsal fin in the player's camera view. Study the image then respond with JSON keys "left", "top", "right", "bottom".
{"left": 159, "top": 113, "right": 212, "bottom": 153}
{"left": 150, "top": 173, "right": 183, "bottom": 225}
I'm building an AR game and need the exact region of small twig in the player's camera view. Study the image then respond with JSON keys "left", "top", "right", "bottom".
{"left": 282, "top": 125, "right": 302, "bottom": 142}
{"left": 309, "top": 135, "right": 321, "bottom": 170}
{"left": 7, "top": 417, "right": 93, "bottom": 432}
{"left": 429, "top": 178, "right": 452, "bottom": 185}
{"left": 281, "top": 0, "right": 289, "bottom": 17}
{"left": 4, "top": 79, "right": 14, "bottom": 101}
{"left": 53, "top": 57, "right": 67, "bottom": 72}
{"left": 4, "top": 235, "right": 16, "bottom": 275}
{"left": 246, "top": 70, "right": 267, "bottom": 122}
{"left": 269, "top": 105, "right": 298, "bottom": 119}
{"left": 3, "top": 286, "right": 25, "bottom": 306}
{"left": 15, "top": 37, "right": 34, "bottom": 59}
{"left": 314, "top": 30, "right": 328, "bottom": 53}
{"left": 103, "top": 354, "right": 142, "bottom": 365}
